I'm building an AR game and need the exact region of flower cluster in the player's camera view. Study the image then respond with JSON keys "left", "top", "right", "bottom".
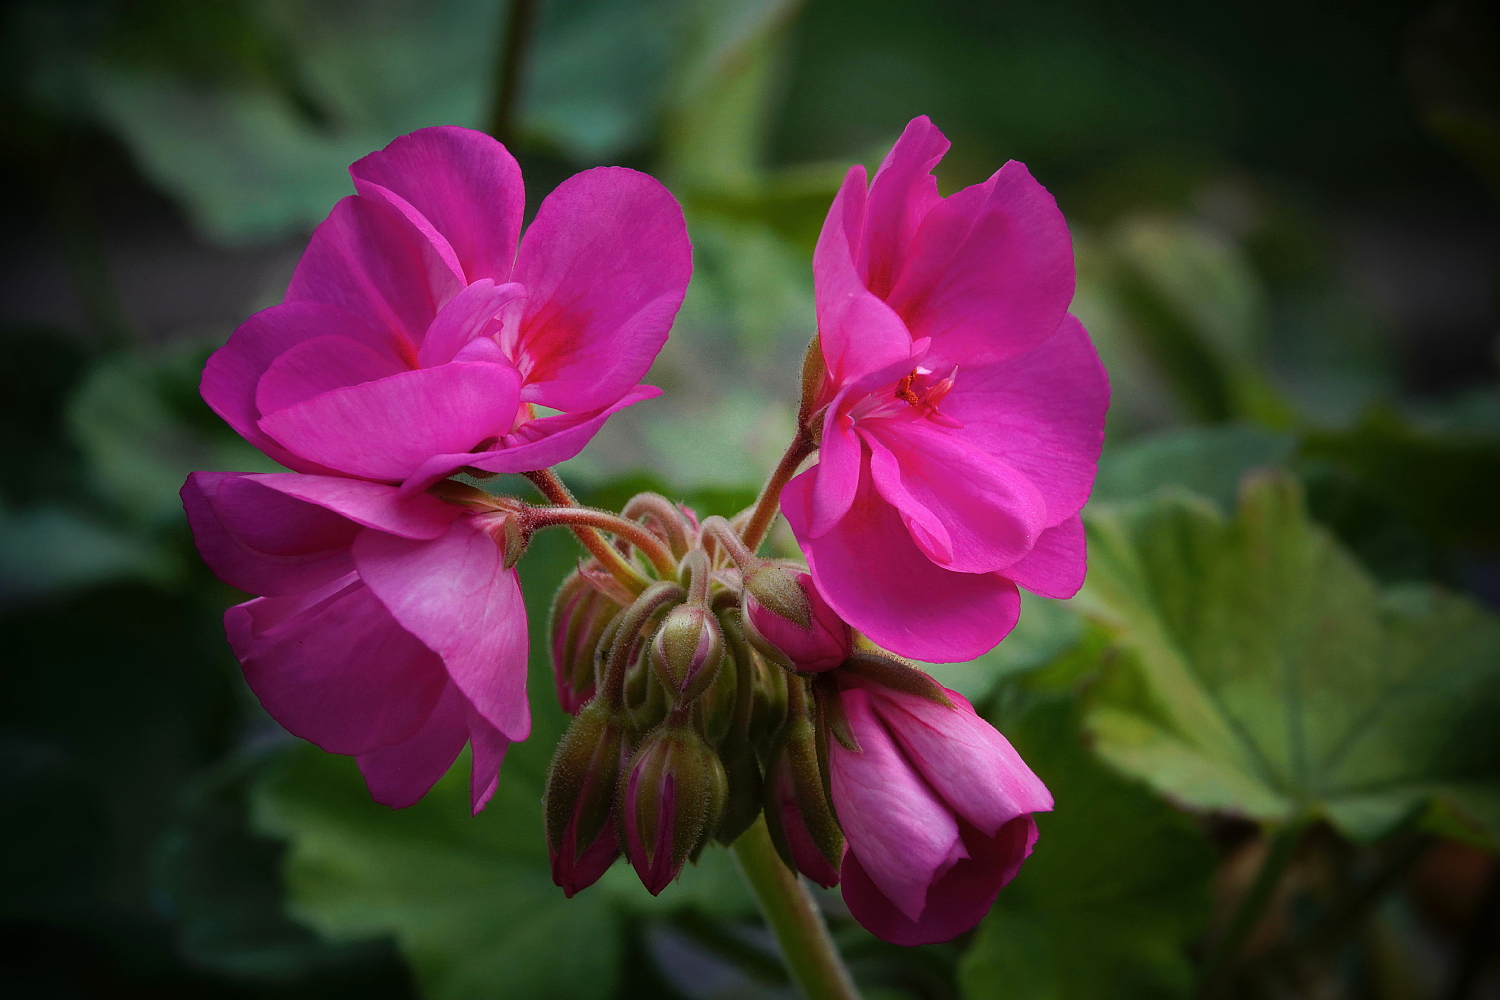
{"left": 184, "top": 118, "right": 1107, "bottom": 946}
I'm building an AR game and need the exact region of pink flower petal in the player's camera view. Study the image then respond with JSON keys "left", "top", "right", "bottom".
{"left": 466, "top": 709, "right": 511, "bottom": 815}
{"left": 860, "top": 116, "right": 947, "bottom": 298}
{"left": 783, "top": 468, "right": 1021, "bottom": 662}
{"left": 399, "top": 384, "right": 661, "bottom": 496}
{"left": 228, "top": 579, "right": 447, "bottom": 756}
{"left": 1003, "top": 515, "right": 1087, "bottom": 599}
{"left": 886, "top": 160, "right": 1074, "bottom": 369}
{"left": 416, "top": 278, "right": 527, "bottom": 369}
{"left": 257, "top": 363, "right": 523, "bottom": 482}
{"left": 842, "top": 816, "right": 1037, "bottom": 946}
{"left": 201, "top": 302, "right": 391, "bottom": 474}
{"left": 182, "top": 472, "right": 355, "bottom": 597}
{"left": 287, "top": 195, "right": 463, "bottom": 355}
{"left": 353, "top": 520, "right": 530, "bottom": 743}
{"left": 255, "top": 335, "right": 408, "bottom": 416}
{"left": 512, "top": 167, "right": 691, "bottom": 413}
{"left": 862, "top": 420, "right": 1050, "bottom": 574}
{"left": 243, "top": 474, "right": 460, "bottom": 539}
{"left": 830, "top": 689, "right": 965, "bottom": 922}
{"left": 357, "top": 683, "right": 469, "bottom": 809}
{"left": 350, "top": 126, "right": 525, "bottom": 286}
{"left": 809, "top": 411, "right": 863, "bottom": 538}
{"left": 942, "top": 315, "right": 1109, "bottom": 525}
{"left": 813, "top": 167, "right": 915, "bottom": 391}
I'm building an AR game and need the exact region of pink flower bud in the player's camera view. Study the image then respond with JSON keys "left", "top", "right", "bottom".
{"left": 827, "top": 677, "right": 1052, "bottom": 945}
{"left": 764, "top": 735, "right": 844, "bottom": 888}
{"left": 743, "top": 569, "right": 851, "bottom": 672}
{"left": 549, "top": 572, "right": 620, "bottom": 714}
{"left": 544, "top": 702, "right": 628, "bottom": 897}
{"left": 649, "top": 605, "right": 724, "bottom": 703}
{"left": 618, "top": 720, "right": 728, "bottom": 895}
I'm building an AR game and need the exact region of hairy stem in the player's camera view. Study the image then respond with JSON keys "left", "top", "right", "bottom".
{"left": 525, "top": 469, "right": 652, "bottom": 595}
{"left": 732, "top": 816, "right": 863, "bottom": 1000}
{"left": 529, "top": 506, "right": 679, "bottom": 579}
{"left": 740, "top": 434, "right": 816, "bottom": 553}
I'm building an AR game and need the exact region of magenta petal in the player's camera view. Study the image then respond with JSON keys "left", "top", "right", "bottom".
{"left": 201, "top": 302, "right": 391, "bottom": 474}
{"left": 228, "top": 580, "right": 447, "bottom": 756}
{"left": 813, "top": 168, "right": 915, "bottom": 389}
{"left": 258, "top": 363, "right": 523, "bottom": 482}
{"left": 183, "top": 472, "right": 355, "bottom": 597}
{"left": 809, "top": 412, "right": 863, "bottom": 539}
{"left": 829, "top": 689, "right": 964, "bottom": 922}
{"left": 512, "top": 167, "right": 690, "bottom": 413}
{"left": 350, "top": 126, "right": 525, "bottom": 285}
{"left": 357, "top": 683, "right": 469, "bottom": 809}
{"left": 417, "top": 278, "right": 527, "bottom": 368}
{"left": 466, "top": 709, "right": 511, "bottom": 815}
{"left": 862, "top": 420, "right": 1050, "bottom": 574}
{"left": 943, "top": 316, "right": 1109, "bottom": 524}
{"left": 887, "top": 161, "right": 1074, "bottom": 368}
{"left": 353, "top": 520, "right": 530, "bottom": 743}
{"left": 1004, "top": 516, "right": 1087, "bottom": 599}
{"left": 243, "top": 474, "right": 460, "bottom": 540}
{"left": 287, "top": 195, "right": 463, "bottom": 353}
{"left": 400, "top": 384, "right": 661, "bottom": 496}
{"left": 842, "top": 816, "right": 1037, "bottom": 946}
{"left": 784, "top": 469, "right": 1022, "bottom": 662}
{"left": 860, "top": 116, "right": 948, "bottom": 298}
{"left": 869, "top": 685, "right": 1053, "bottom": 834}
{"left": 255, "top": 335, "right": 408, "bottom": 415}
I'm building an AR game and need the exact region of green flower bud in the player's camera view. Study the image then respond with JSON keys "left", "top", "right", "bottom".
{"left": 649, "top": 605, "right": 725, "bottom": 703}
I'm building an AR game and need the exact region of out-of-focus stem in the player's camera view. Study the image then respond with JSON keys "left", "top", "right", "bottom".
{"left": 740, "top": 434, "right": 815, "bottom": 553}
{"left": 489, "top": 0, "right": 540, "bottom": 145}
{"left": 732, "top": 816, "right": 862, "bottom": 1000}
{"left": 525, "top": 469, "right": 651, "bottom": 595}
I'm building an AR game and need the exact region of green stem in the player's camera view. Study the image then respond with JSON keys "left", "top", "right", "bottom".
{"left": 528, "top": 505, "right": 679, "bottom": 580}
{"left": 525, "top": 469, "right": 651, "bottom": 596}
{"left": 732, "top": 816, "right": 862, "bottom": 1000}
{"left": 489, "top": 0, "right": 540, "bottom": 145}
{"left": 740, "top": 434, "right": 815, "bottom": 553}
{"left": 1197, "top": 814, "right": 1314, "bottom": 997}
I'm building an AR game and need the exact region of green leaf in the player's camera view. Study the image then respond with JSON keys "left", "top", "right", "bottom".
{"left": 921, "top": 592, "right": 1083, "bottom": 704}
{"left": 1092, "top": 424, "right": 1295, "bottom": 511}
{"left": 1077, "top": 470, "right": 1500, "bottom": 844}
{"left": 960, "top": 697, "right": 1214, "bottom": 1000}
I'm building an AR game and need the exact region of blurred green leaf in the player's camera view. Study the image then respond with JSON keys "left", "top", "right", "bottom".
{"left": 922, "top": 592, "right": 1082, "bottom": 704}
{"left": 67, "top": 337, "right": 280, "bottom": 529}
{"left": 1092, "top": 424, "right": 1295, "bottom": 511}
{"left": 960, "top": 698, "right": 1214, "bottom": 1000}
{"left": 1077, "top": 470, "right": 1500, "bottom": 843}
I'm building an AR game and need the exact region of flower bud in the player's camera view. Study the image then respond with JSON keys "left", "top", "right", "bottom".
{"left": 649, "top": 605, "right": 724, "bottom": 703}
{"left": 617, "top": 719, "right": 728, "bottom": 895}
{"left": 743, "top": 569, "right": 850, "bottom": 672}
{"left": 549, "top": 573, "right": 620, "bottom": 714}
{"left": 544, "top": 701, "right": 628, "bottom": 897}
{"left": 764, "top": 741, "right": 844, "bottom": 888}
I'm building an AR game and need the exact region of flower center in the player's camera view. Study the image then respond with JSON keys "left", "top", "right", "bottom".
{"left": 844, "top": 366, "right": 963, "bottom": 429}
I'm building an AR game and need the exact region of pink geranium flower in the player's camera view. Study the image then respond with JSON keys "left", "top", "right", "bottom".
{"left": 781, "top": 116, "right": 1109, "bottom": 662}
{"left": 830, "top": 677, "right": 1051, "bottom": 945}
{"left": 182, "top": 471, "right": 526, "bottom": 813}
{"left": 202, "top": 126, "right": 691, "bottom": 493}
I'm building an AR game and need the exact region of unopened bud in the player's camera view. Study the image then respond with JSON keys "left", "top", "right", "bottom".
{"left": 764, "top": 739, "right": 844, "bottom": 888}
{"left": 617, "top": 719, "right": 728, "bottom": 895}
{"left": 743, "top": 569, "right": 850, "bottom": 672}
{"left": 650, "top": 605, "right": 724, "bottom": 703}
{"left": 550, "top": 573, "right": 620, "bottom": 714}
{"left": 544, "top": 702, "right": 627, "bottom": 897}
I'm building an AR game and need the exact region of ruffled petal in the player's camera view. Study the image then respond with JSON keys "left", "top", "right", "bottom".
{"left": 862, "top": 420, "right": 1049, "bottom": 574}
{"left": 886, "top": 161, "right": 1074, "bottom": 369}
{"left": 353, "top": 519, "right": 530, "bottom": 742}
{"left": 182, "top": 472, "right": 356, "bottom": 597}
{"left": 255, "top": 335, "right": 408, "bottom": 416}
{"left": 201, "top": 302, "right": 391, "bottom": 474}
{"left": 784, "top": 467, "right": 1021, "bottom": 662}
{"left": 942, "top": 316, "right": 1109, "bottom": 524}
{"left": 860, "top": 116, "right": 947, "bottom": 298}
{"left": 242, "top": 474, "right": 460, "bottom": 540}
{"left": 350, "top": 126, "right": 525, "bottom": 285}
{"left": 512, "top": 167, "right": 690, "bottom": 413}
{"left": 829, "top": 688, "right": 964, "bottom": 922}
{"left": 1003, "top": 516, "right": 1087, "bottom": 599}
{"left": 357, "top": 682, "right": 469, "bottom": 809}
{"left": 257, "top": 362, "right": 523, "bottom": 482}
{"left": 417, "top": 278, "right": 527, "bottom": 369}
{"left": 842, "top": 816, "right": 1037, "bottom": 946}
{"left": 287, "top": 195, "right": 463, "bottom": 354}
{"left": 228, "top": 579, "right": 447, "bottom": 756}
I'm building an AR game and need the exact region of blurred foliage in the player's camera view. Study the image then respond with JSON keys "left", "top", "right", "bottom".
{"left": 2, "top": 0, "right": 1499, "bottom": 997}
